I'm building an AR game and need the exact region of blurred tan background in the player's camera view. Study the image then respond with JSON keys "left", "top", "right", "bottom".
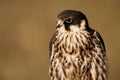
{"left": 0, "top": 0, "right": 119, "bottom": 80}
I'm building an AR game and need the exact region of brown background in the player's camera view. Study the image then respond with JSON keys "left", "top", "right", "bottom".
{"left": 0, "top": 0, "right": 119, "bottom": 80}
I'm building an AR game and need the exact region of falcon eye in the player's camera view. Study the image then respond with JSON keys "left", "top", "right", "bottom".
{"left": 65, "top": 17, "right": 72, "bottom": 23}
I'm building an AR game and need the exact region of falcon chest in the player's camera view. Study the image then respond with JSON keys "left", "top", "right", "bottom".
{"left": 50, "top": 29, "right": 93, "bottom": 80}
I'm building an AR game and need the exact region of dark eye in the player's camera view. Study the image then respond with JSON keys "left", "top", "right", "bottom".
{"left": 65, "top": 18, "right": 72, "bottom": 23}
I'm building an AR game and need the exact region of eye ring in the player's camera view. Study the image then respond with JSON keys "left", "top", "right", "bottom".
{"left": 65, "top": 17, "right": 72, "bottom": 23}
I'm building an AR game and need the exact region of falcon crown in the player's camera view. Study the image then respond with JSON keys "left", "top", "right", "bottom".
{"left": 56, "top": 10, "right": 89, "bottom": 31}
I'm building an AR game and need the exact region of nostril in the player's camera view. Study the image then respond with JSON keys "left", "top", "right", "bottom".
{"left": 56, "top": 23, "right": 62, "bottom": 28}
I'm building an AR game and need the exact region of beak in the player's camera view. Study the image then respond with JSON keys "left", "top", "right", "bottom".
{"left": 56, "top": 20, "right": 63, "bottom": 28}
{"left": 56, "top": 23, "right": 61, "bottom": 28}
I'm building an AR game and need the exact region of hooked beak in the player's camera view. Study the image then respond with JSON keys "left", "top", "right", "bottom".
{"left": 56, "top": 23, "right": 62, "bottom": 28}
{"left": 56, "top": 20, "right": 63, "bottom": 28}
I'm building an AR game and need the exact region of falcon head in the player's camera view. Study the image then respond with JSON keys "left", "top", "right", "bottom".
{"left": 56, "top": 10, "right": 89, "bottom": 32}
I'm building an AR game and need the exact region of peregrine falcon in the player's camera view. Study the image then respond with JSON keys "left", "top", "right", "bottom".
{"left": 49, "top": 10, "right": 108, "bottom": 80}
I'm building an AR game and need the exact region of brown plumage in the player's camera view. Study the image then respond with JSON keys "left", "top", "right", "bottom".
{"left": 49, "top": 10, "right": 108, "bottom": 80}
